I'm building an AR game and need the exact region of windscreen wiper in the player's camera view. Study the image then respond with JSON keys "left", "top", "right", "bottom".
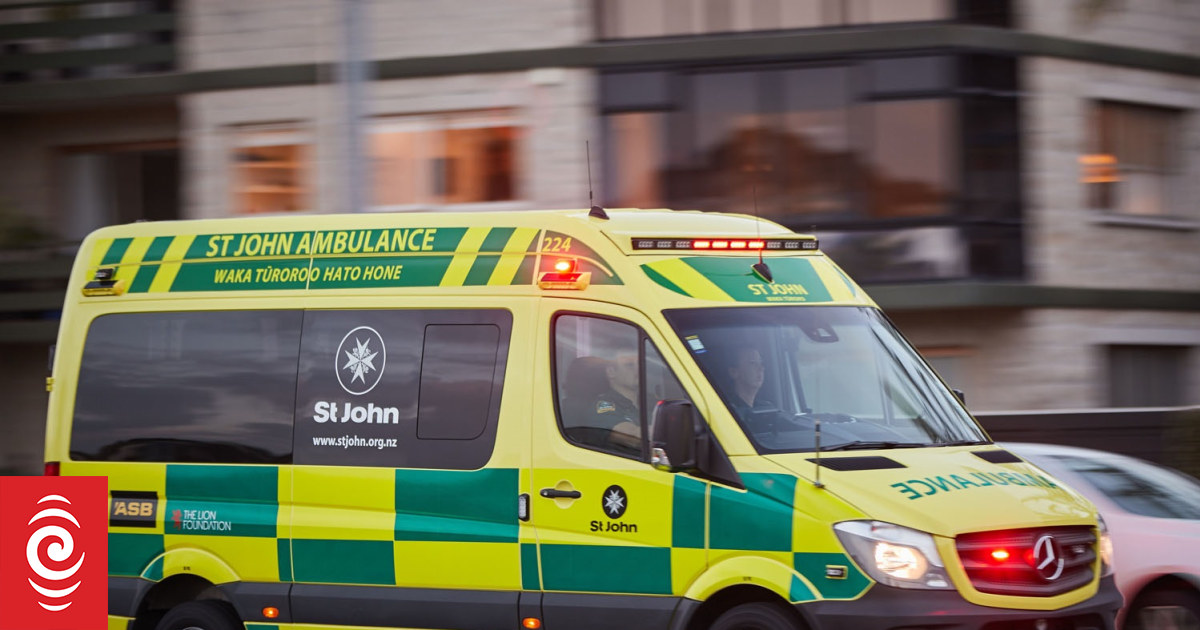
{"left": 935, "top": 439, "right": 991, "bottom": 447}
{"left": 822, "top": 440, "right": 926, "bottom": 451}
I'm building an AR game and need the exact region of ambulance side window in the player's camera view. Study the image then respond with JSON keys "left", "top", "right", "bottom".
{"left": 294, "top": 309, "right": 511, "bottom": 470}
{"left": 417, "top": 324, "right": 502, "bottom": 440}
{"left": 71, "top": 310, "right": 302, "bottom": 463}
{"left": 553, "top": 314, "right": 693, "bottom": 462}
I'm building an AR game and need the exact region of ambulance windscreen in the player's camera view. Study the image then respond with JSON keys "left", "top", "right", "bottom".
{"left": 662, "top": 306, "right": 988, "bottom": 455}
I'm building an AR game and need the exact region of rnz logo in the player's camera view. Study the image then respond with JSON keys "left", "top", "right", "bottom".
{"left": 0, "top": 476, "right": 107, "bottom": 630}
{"left": 27, "top": 494, "right": 86, "bottom": 611}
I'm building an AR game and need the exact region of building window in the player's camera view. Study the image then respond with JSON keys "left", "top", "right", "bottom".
{"left": 865, "top": 98, "right": 956, "bottom": 218}
{"left": 59, "top": 142, "right": 180, "bottom": 241}
{"left": 231, "top": 126, "right": 311, "bottom": 214}
{"left": 370, "top": 110, "right": 520, "bottom": 209}
{"left": 1106, "top": 345, "right": 1189, "bottom": 408}
{"left": 601, "top": 60, "right": 958, "bottom": 220}
{"left": 600, "top": 53, "right": 1022, "bottom": 283}
{"left": 1083, "top": 101, "right": 1182, "bottom": 217}
{"left": 604, "top": 112, "right": 668, "bottom": 209}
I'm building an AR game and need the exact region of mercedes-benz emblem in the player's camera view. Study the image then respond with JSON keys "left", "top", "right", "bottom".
{"left": 1032, "top": 534, "right": 1065, "bottom": 581}
{"left": 336, "top": 326, "right": 386, "bottom": 395}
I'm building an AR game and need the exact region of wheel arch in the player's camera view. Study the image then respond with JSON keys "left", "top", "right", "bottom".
{"left": 682, "top": 585, "right": 810, "bottom": 630}
{"left": 131, "top": 573, "right": 230, "bottom": 630}
{"left": 1121, "top": 573, "right": 1200, "bottom": 629}
{"left": 1128, "top": 573, "right": 1200, "bottom": 604}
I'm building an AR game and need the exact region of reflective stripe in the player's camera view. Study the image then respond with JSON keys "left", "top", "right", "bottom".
{"left": 148, "top": 236, "right": 197, "bottom": 293}
{"left": 645, "top": 258, "right": 733, "bottom": 302}
{"left": 114, "top": 237, "right": 155, "bottom": 284}
{"left": 88, "top": 238, "right": 114, "bottom": 274}
{"left": 440, "top": 226, "right": 492, "bottom": 287}
{"left": 488, "top": 228, "right": 540, "bottom": 286}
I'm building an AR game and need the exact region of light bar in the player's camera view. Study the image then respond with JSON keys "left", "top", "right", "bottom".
{"left": 632, "top": 238, "right": 818, "bottom": 252}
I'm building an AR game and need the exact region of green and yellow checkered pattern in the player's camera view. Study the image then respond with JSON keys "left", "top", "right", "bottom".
{"left": 96, "top": 463, "right": 536, "bottom": 592}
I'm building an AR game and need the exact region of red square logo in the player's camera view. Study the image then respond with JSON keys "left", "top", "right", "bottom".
{"left": 0, "top": 476, "right": 108, "bottom": 630}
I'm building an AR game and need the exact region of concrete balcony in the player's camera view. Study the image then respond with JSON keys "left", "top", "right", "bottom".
{"left": 0, "top": 1, "right": 174, "bottom": 88}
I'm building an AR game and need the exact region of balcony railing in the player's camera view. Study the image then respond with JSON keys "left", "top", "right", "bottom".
{"left": 0, "top": 0, "right": 174, "bottom": 84}
{"left": 0, "top": 246, "right": 73, "bottom": 344}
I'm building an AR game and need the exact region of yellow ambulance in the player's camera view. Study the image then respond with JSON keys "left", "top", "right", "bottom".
{"left": 45, "top": 208, "right": 1122, "bottom": 630}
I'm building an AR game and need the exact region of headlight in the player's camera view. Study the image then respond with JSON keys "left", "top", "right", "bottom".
{"left": 834, "top": 521, "right": 953, "bottom": 590}
{"left": 1097, "top": 514, "right": 1114, "bottom": 577}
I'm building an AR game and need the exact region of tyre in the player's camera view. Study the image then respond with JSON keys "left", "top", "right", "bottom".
{"left": 1125, "top": 589, "right": 1200, "bottom": 630}
{"left": 710, "top": 602, "right": 805, "bottom": 630}
{"left": 154, "top": 601, "right": 243, "bottom": 630}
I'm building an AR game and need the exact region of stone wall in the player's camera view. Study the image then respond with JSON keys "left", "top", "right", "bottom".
{"left": 183, "top": 68, "right": 595, "bottom": 218}
{"left": 1017, "top": 0, "right": 1200, "bottom": 55}
{"left": 1023, "top": 56, "right": 1200, "bottom": 291}
{"left": 180, "top": 0, "right": 590, "bottom": 71}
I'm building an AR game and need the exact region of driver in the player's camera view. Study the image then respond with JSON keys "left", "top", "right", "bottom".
{"left": 588, "top": 351, "right": 642, "bottom": 452}
{"left": 726, "top": 347, "right": 775, "bottom": 420}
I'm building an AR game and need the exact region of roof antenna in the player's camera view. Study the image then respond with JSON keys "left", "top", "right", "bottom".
{"left": 586, "top": 141, "right": 608, "bottom": 220}
{"left": 748, "top": 164, "right": 772, "bottom": 282}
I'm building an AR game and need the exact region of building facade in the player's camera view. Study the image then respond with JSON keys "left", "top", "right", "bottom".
{"left": 1, "top": 0, "right": 1198, "bottom": 474}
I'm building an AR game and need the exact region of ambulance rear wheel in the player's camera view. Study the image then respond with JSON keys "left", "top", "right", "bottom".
{"left": 709, "top": 602, "right": 805, "bottom": 630}
{"left": 154, "top": 600, "right": 243, "bottom": 630}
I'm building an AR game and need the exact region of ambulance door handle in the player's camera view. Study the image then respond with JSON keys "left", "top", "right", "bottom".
{"left": 539, "top": 488, "right": 582, "bottom": 499}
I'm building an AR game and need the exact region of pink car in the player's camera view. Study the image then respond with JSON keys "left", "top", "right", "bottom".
{"left": 1005, "top": 442, "right": 1200, "bottom": 630}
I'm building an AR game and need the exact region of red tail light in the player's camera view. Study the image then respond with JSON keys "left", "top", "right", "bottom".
{"left": 44, "top": 461, "right": 60, "bottom": 476}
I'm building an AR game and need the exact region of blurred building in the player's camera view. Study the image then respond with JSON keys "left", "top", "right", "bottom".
{"left": 0, "top": 0, "right": 1197, "bottom": 473}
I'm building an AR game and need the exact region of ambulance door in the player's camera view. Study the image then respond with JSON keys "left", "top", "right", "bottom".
{"left": 530, "top": 301, "right": 709, "bottom": 627}
{"left": 289, "top": 306, "right": 522, "bottom": 627}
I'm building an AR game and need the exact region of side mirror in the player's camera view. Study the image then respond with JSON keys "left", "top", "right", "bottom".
{"left": 651, "top": 399, "right": 699, "bottom": 472}
{"left": 952, "top": 388, "right": 966, "bottom": 404}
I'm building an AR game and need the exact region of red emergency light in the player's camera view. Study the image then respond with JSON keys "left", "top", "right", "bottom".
{"left": 631, "top": 237, "right": 817, "bottom": 252}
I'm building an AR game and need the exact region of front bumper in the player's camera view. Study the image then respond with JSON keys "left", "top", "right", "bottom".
{"left": 799, "top": 576, "right": 1122, "bottom": 630}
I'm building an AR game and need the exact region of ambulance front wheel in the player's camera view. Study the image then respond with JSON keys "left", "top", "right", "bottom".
{"left": 154, "top": 600, "right": 243, "bottom": 630}
{"left": 709, "top": 602, "right": 807, "bottom": 630}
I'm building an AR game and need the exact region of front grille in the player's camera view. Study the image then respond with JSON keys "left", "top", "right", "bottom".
{"left": 956, "top": 526, "right": 1096, "bottom": 597}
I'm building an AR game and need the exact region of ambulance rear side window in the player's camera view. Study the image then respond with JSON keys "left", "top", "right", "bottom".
{"left": 417, "top": 324, "right": 502, "bottom": 440}
{"left": 71, "top": 310, "right": 302, "bottom": 463}
{"left": 293, "top": 309, "right": 511, "bottom": 469}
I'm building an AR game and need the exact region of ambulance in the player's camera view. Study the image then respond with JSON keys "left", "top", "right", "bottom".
{"left": 44, "top": 208, "right": 1122, "bottom": 630}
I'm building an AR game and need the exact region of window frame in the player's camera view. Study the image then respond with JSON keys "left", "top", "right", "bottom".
{"left": 599, "top": 57, "right": 964, "bottom": 228}
{"left": 1085, "top": 99, "right": 1184, "bottom": 219}
{"left": 598, "top": 52, "right": 1025, "bottom": 282}
{"left": 368, "top": 110, "right": 524, "bottom": 212}
{"left": 293, "top": 307, "right": 513, "bottom": 470}
{"left": 1104, "top": 343, "right": 1189, "bottom": 408}
{"left": 228, "top": 123, "right": 313, "bottom": 216}
{"left": 550, "top": 310, "right": 693, "bottom": 463}
{"left": 70, "top": 309, "right": 304, "bottom": 464}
